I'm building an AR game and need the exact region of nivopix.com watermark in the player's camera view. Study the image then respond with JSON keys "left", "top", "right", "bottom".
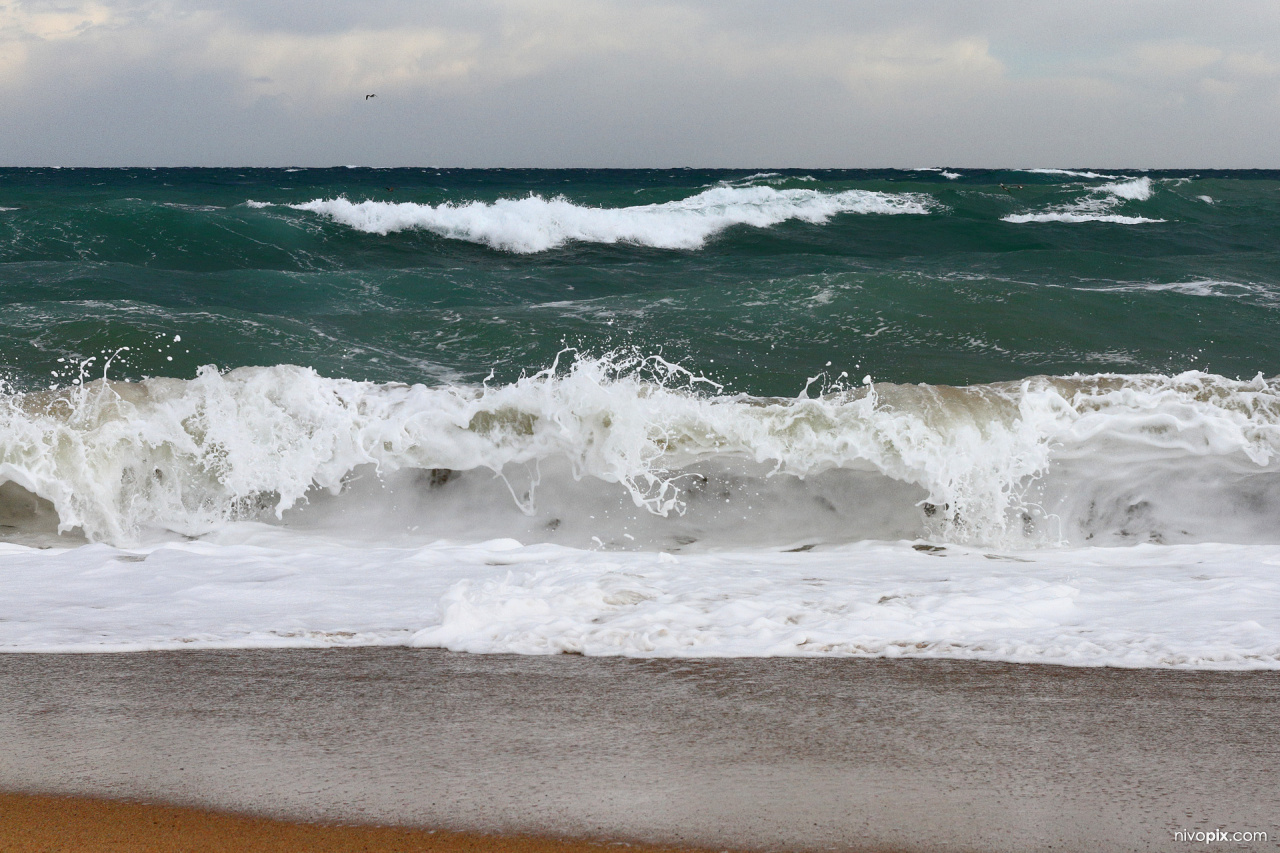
{"left": 1173, "top": 828, "right": 1269, "bottom": 844}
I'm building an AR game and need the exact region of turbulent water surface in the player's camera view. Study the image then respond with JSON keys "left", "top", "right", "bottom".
{"left": 2, "top": 167, "right": 1279, "bottom": 665}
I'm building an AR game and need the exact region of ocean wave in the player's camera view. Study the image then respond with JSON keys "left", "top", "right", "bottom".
{"left": 287, "top": 185, "right": 936, "bottom": 252}
{"left": 1086, "top": 279, "right": 1275, "bottom": 301}
{"left": 1021, "top": 168, "right": 1125, "bottom": 179}
{"left": 1, "top": 355, "right": 1278, "bottom": 550}
{"left": 1098, "top": 177, "right": 1154, "bottom": 200}
{"left": 1003, "top": 212, "right": 1164, "bottom": 224}
{"left": 1003, "top": 177, "right": 1164, "bottom": 225}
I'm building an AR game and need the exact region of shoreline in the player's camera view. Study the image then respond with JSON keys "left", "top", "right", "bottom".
{"left": 3, "top": 649, "right": 1279, "bottom": 852}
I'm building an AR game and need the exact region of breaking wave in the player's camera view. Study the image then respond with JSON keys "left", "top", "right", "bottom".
{"left": 1004, "top": 177, "right": 1165, "bottom": 224}
{"left": 1, "top": 354, "right": 1278, "bottom": 551}
{"left": 287, "top": 185, "right": 936, "bottom": 252}
{"left": 1020, "top": 168, "right": 1125, "bottom": 180}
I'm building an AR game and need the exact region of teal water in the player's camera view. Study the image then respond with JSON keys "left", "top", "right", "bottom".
{"left": 2, "top": 168, "right": 1277, "bottom": 394}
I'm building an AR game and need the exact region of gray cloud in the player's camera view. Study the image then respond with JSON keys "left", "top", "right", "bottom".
{"left": 2, "top": 0, "right": 1278, "bottom": 165}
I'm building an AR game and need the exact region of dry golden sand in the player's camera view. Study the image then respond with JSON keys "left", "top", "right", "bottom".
{"left": 0, "top": 793, "right": 714, "bottom": 853}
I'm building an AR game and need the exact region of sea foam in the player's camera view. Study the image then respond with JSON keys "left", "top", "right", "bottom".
{"left": 1, "top": 355, "right": 1277, "bottom": 551}
{"left": 3, "top": 532, "right": 1280, "bottom": 667}
{"left": 289, "top": 185, "right": 935, "bottom": 252}
{"left": 3, "top": 358, "right": 1280, "bottom": 667}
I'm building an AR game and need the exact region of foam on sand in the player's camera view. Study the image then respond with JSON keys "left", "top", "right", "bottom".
{"left": 2, "top": 533, "right": 1279, "bottom": 667}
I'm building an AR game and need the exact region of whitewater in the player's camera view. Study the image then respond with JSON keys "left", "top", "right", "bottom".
{"left": 286, "top": 184, "right": 935, "bottom": 252}
{"left": 2, "top": 355, "right": 1279, "bottom": 666}
{"left": 4, "top": 167, "right": 1280, "bottom": 667}
{"left": 1002, "top": 177, "right": 1166, "bottom": 224}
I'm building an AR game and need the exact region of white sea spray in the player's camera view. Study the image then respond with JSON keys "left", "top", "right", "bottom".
{"left": 1, "top": 355, "right": 1277, "bottom": 549}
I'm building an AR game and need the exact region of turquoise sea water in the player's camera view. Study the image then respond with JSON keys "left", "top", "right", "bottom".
{"left": 3, "top": 167, "right": 1277, "bottom": 395}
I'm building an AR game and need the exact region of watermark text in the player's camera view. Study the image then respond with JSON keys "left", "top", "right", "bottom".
{"left": 1173, "top": 828, "right": 1268, "bottom": 844}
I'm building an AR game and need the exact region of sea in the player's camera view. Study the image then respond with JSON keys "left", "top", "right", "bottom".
{"left": 1, "top": 167, "right": 1278, "bottom": 666}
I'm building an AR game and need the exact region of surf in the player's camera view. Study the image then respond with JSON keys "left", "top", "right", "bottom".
{"left": 1002, "top": 176, "right": 1166, "bottom": 224}
{"left": 2, "top": 353, "right": 1277, "bottom": 551}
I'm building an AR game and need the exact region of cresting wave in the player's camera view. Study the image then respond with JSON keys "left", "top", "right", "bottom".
{"left": 1, "top": 355, "right": 1278, "bottom": 551}
{"left": 285, "top": 185, "right": 935, "bottom": 252}
{"left": 1020, "top": 168, "right": 1124, "bottom": 180}
{"left": 1003, "top": 177, "right": 1165, "bottom": 224}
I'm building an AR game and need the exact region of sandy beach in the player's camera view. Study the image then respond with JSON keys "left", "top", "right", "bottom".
{"left": 2, "top": 649, "right": 1278, "bottom": 852}
{"left": 0, "top": 791, "right": 723, "bottom": 853}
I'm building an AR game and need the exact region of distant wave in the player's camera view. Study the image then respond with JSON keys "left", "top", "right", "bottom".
{"left": 1003, "top": 177, "right": 1164, "bottom": 225}
{"left": 287, "top": 185, "right": 936, "bottom": 252}
{"left": 1021, "top": 168, "right": 1125, "bottom": 180}
{"left": 1084, "top": 279, "right": 1277, "bottom": 303}
{"left": 712, "top": 172, "right": 820, "bottom": 188}
{"left": 914, "top": 168, "right": 962, "bottom": 179}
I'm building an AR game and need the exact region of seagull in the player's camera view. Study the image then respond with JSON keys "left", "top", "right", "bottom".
{"left": 365, "top": 94, "right": 376, "bottom": 100}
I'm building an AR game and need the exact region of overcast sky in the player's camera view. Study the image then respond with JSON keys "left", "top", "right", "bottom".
{"left": 2, "top": 0, "right": 1279, "bottom": 167}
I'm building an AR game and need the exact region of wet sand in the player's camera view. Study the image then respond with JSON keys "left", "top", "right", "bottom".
{"left": 1, "top": 650, "right": 1278, "bottom": 852}
{"left": 0, "top": 791, "right": 717, "bottom": 853}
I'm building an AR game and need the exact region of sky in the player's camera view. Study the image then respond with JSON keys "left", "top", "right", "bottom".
{"left": 2, "top": 0, "right": 1279, "bottom": 167}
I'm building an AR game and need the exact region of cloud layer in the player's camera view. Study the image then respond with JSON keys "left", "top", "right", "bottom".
{"left": 2, "top": 0, "right": 1279, "bottom": 165}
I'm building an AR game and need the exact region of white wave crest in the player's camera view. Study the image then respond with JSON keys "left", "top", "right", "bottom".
{"left": 1021, "top": 168, "right": 1124, "bottom": 179}
{"left": 290, "top": 185, "right": 935, "bottom": 252}
{"left": 1003, "top": 177, "right": 1163, "bottom": 225}
{"left": 1, "top": 358, "right": 1278, "bottom": 551}
{"left": 1003, "top": 212, "right": 1164, "bottom": 224}
{"left": 1086, "top": 279, "right": 1272, "bottom": 300}
{"left": 1098, "top": 177, "right": 1154, "bottom": 200}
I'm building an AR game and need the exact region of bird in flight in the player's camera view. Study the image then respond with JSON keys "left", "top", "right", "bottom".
{"left": 365, "top": 94, "right": 376, "bottom": 100}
